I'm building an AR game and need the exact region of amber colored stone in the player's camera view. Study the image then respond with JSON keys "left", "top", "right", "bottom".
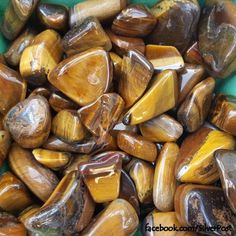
{"left": 175, "top": 184, "right": 235, "bottom": 235}
{"left": 113, "top": 121, "right": 138, "bottom": 133}
{"left": 4, "top": 95, "right": 51, "bottom": 149}
{"left": 175, "top": 127, "right": 235, "bottom": 184}
{"left": 63, "top": 17, "right": 111, "bottom": 56}
{"left": 198, "top": 0, "right": 236, "bottom": 78}
{"left": 178, "top": 64, "right": 205, "bottom": 106}
{"left": 4, "top": 29, "right": 36, "bottom": 66}
{"left": 123, "top": 70, "right": 178, "bottom": 125}
{"left": 29, "top": 87, "right": 51, "bottom": 99}
{"left": 0, "top": 172, "right": 32, "bottom": 213}
{"left": 0, "top": 64, "right": 27, "bottom": 115}
{"left": 129, "top": 159, "right": 154, "bottom": 204}
{"left": 70, "top": 0, "right": 127, "bottom": 27}
{"left": 184, "top": 42, "right": 203, "bottom": 65}
{"left": 209, "top": 94, "right": 236, "bottom": 136}
{"left": 32, "top": 148, "right": 71, "bottom": 170}
{"left": 2, "top": 0, "right": 39, "bottom": 40}
{"left": 106, "top": 29, "right": 145, "bottom": 56}
{"left": 215, "top": 150, "right": 236, "bottom": 215}
{"left": 20, "top": 29, "right": 63, "bottom": 85}
{"left": 24, "top": 171, "right": 95, "bottom": 234}
{"left": 79, "top": 93, "right": 124, "bottom": 136}
{"left": 177, "top": 77, "right": 215, "bottom": 132}
{"left": 148, "top": 0, "right": 200, "bottom": 53}
{"left": 52, "top": 109, "right": 87, "bottom": 143}
{"left": 117, "top": 131, "right": 157, "bottom": 162}
{"left": 0, "top": 131, "right": 11, "bottom": 167}
{"left": 119, "top": 50, "right": 154, "bottom": 108}
{"left": 18, "top": 205, "right": 40, "bottom": 225}
{"left": 0, "top": 56, "right": 6, "bottom": 65}
{"left": 145, "top": 45, "right": 184, "bottom": 71}
{"left": 37, "top": 3, "right": 68, "bottom": 31}
{"left": 49, "top": 91, "right": 79, "bottom": 112}
{"left": 82, "top": 198, "right": 138, "bottom": 235}
{"left": 153, "top": 143, "right": 179, "bottom": 212}
{"left": 110, "top": 52, "right": 122, "bottom": 79}
{"left": 9, "top": 143, "right": 59, "bottom": 202}
{"left": 48, "top": 48, "right": 112, "bottom": 106}
{"left": 0, "top": 212, "right": 27, "bottom": 236}
{"left": 139, "top": 114, "right": 183, "bottom": 142}
{"left": 79, "top": 153, "right": 122, "bottom": 203}
{"left": 112, "top": 4, "right": 156, "bottom": 37}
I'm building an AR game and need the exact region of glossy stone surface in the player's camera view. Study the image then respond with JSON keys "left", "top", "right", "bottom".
{"left": 0, "top": 131, "right": 11, "bottom": 167}
{"left": 153, "top": 143, "right": 179, "bottom": 212}
{"left": 148, "top": 0, "right": 200, "bottom": 53}
{"left": 106, "top": 29, "right": 145, "bottom": 56}
{"left": 20, "top": 29, "right": 63, "bottom": 85}
{"left": 2, "top": 0, "right": 39, "bottom": 40}
{"left": 110, "top": 52, "right": 122, "bottom": 79}
{"left": 123, "top": 70, "right": 178, "bottom": 125}
{"left": 37, "top": 3, "right": 68, "bottom": 31}
{"left": 112, "top": 4, "right": 156, "bottom": 37}
{"left": 63, "top": 17, "right": 111, "bottom": 56}
{"left": 177, "top": 77, "right": 215, "bottom": 132}
{"left": 119, "top": 50, "right": 154, "bottom": 108}
{"left": 79, "top": 153, "right": 122, "bottom": 203}
{"left": 215, "top": 150, "right": 236, "bottom": 215}
{"left": 139, "top": 114, "right": 183, "bottom": 142}
{"left": 29, "top": 87, "right": 51, "bottom": 99}
{"left": 145, "top": 45, "right": 184, "bottom": 71}
{"left": 4, "top": 95, "right": 51, "bottom": 149}
{"left": 209, "top": 94, "right": 236, "bottom": 136}
{"left": 82, "top": 199, "right": 138, "bottom": 235}
{"left": 52, "top": 109, "right": 87, "bottom": 142}
{"left": 48, "top": 48, "right": 112, "bottom": 106}
{"left": 70, "top": 0, "right": 127, "bottom": 27}
{"left": 24, "top": 171, "right": 95, "bottom": 234}
{"left": 184, "top": 42, "right": 203, "bottom": 65}
{"left": 175, "top": 184, "right": 235, "bottom": 235}
{"left": 0, "top": 172, "right": 32, "bottom": 213}
{"left": 4, "top": 29, "right": 36, "bottom": 66}
{"left": 9, "top": 143, "right": 59, "bottom": 202}
{"left": 198, "top": 0, "right": 236, "bottom": 78}
{"left": 175, "top": 127, "right": 235, "bottom": 184}
{"left": 0, "top": 64, "right": 27, "bottom": 115}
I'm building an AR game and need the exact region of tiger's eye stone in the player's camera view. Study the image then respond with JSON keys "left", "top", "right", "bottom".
{"left": 63, "top": 17, "right": 111, "bottom": 56}
{"left": 153, "top": 143, "right": 179, "bottom": 212}
{"left": 209, "top": 94, "right": 236, "bottom": 136}
{"left": 29, "top": 87, "right": 51, "bottom": 99}
{"left": 48, "top": 48, "right": 112, "bottom": 106}
{"left": 0, "top": 131, "right": 11, "bottom": 167}
{"left": 9, "top": 143, "right": 59, "bottom": 202}
{"left": 20, "top": 29, "right": 63, "bottom": 86}
{"left": 32, "top": 148, "right": 71, "bottom": 170}
{"left": 175, "top": 184, "right": 235, "bottom": 235}
{"left": 110, "top": 52, "right": 122, "bottom": 79}
{"left": 178, "top": 64, "right": 205, "bottom": 106}
{"left": 24, "top": 171, "right": 95, "bottom": 234}
{"left": 177, "top": 77, "right": 215, "bottom": 132}
{"left": 117, "top": 131, "right": 157, "bottom": 162}
{"left": 4, "top": 95, "right": 51, "bottom": 149}
{"left": 129, "top": 159, "right": 154, "bottom": 204}
{"left": 2, "top": 0, "right": 39, "bottom": 40}
{"left": 79, "top": 93, "right": 124, "bottom": 136}
{"left": 112, "top": 4, "right": 156, "bottom": 37}
{"left": 175, "top": 127, "right": 235, "bottom": 184}
{"left": 0, "top": 212, "right": 27, "bottom": 236}
{"left": 79, "top": 153, "right": 122, "bottom": 203}
{"left": 0, "top": 172, "right": 32, "bottom": 213}
{"left": 4, "top": 29, "right": 36, "bottom": 67}
{"left": 123, "top": 70, "right": 178, "bottom": 125}
{"left": 139, "top": 114, "right": 183, "bottom": 142}
{"left": 82, "top": 199, "right": 138, "bottom": 235}
{"left": 37, "top": 3, "right": 68, "bottom": 31}
{"left": 106, "top": 29, "right": 145, "bottom": 56}
{"left": 148, "top": 0, "right": 200, "bottom": 53}
{"left": 119, "top": 50, "right": 154, "bottom": 108}
{"left": 52, "top": 109, "right": 87, "bottom": 143}
{"left": 145, "top": 45, "right": 184, "bottom": 71}
{"left": 198, "top": 0, "right": 236, "bottom": 78}
{"left": 0, "top": 64, "right": 27, "bottom": 115}
{"left": 215, "top": 150, "right": 236, "bottom": 214}
{"left": 184, "top": 42, "right": 203, "bottom": 65}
